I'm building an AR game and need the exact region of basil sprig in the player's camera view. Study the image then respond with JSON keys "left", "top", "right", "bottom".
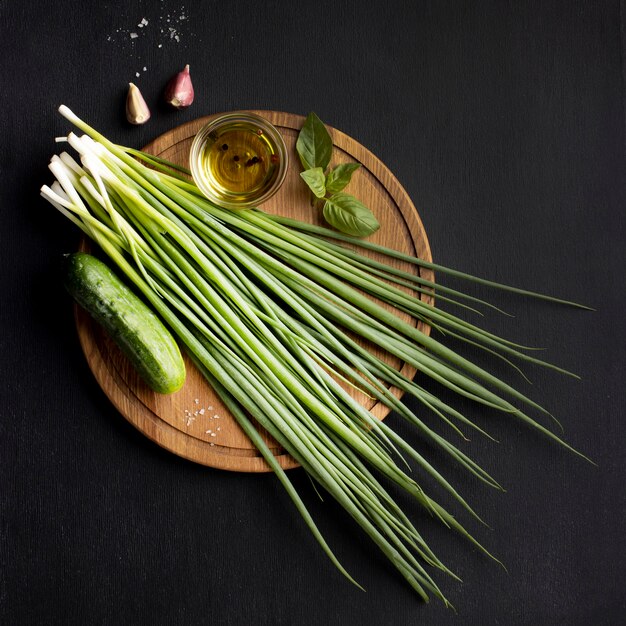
{"left": 296, "top": 112, "right": 380, "bottom": 238}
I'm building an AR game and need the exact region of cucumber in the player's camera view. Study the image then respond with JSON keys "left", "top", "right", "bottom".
{"left": 64, "top": 252, "right": 186, "bottom": 394}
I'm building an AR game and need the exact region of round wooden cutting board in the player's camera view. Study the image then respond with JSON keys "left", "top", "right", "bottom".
{"left": 76, "top": 111, "right": 434, "bottom": 472}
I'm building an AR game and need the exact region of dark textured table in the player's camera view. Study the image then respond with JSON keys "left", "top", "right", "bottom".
{"left": 1, "top": 1, "right": 624, "bottom": 624}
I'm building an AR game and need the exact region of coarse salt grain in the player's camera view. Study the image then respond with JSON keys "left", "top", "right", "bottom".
{"left": 130, "top": 32, "right": 138, "bottom": 39}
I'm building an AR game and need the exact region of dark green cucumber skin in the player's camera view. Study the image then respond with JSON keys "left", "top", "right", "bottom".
{"left": 64, "top": 252, "right": 186, "bottom": 394}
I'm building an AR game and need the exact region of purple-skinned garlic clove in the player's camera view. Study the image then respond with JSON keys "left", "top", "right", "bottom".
{"left": 126, "top": 83, "right": 151, "bottom": 125}
{"left": 164, "top": 64, "right": 194, "bottom": 109}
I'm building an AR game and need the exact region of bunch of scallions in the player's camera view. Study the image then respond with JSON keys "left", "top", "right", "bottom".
{"left": 41, "top": 105, "right": 590, "bottom": 608}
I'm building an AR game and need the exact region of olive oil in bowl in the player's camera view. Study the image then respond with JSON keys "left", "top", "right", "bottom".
{"left": 190, "top": 112, "right": 288, "bottom": 209}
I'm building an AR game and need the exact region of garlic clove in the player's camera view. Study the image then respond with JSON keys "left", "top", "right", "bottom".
{"left": 126, "top": 82, "right": 151, "bottom": 125}
{"left": 164, "top": 64, "right": 194, "bottom": 109}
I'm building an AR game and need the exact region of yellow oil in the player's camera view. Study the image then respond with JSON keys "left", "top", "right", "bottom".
{"left": 198, "top": 123, "right": 281, "bottom": 204}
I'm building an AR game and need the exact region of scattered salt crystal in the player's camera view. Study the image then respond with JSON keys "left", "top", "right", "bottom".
{"left": 210, "top": 433, "right": 216, "bottom": 437}
{"left": 194, "top": 398, "right": 199, "bottom": 404}
{"left": 205, "top": 429, "right": 212, "bottom": 434}
{"left": 158, "top": 44, "right": 163, "bottom": 48}
{"left": 130, "top": 32, "right": 138, "bottom": 39}
{"left": 213, "top": 414, "right": 220, "bottom": 419}
{"left": 143, "top": 66, "right": 147, "bottom": 71}
{"left": 209, "top": 442, "right": 215, "bottom": 446}
{"left": 199, "top": 409, "right": 205, "bottom": 415}
{"left": 135, "top": 72, "right": 140, "bottom": 77}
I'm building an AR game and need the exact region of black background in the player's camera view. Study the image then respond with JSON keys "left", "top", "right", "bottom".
{"left": 1, "top": 1, "right": 624, "bottom": 624}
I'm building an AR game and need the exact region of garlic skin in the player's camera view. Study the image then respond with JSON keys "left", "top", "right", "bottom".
{"left": 126, "top": 83, "right": 151, "bottom": 125}
{"left": 164, "top": 64, "right": 194, "bottom": 109}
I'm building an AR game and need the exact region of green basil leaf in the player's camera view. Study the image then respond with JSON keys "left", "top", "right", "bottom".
{"left": 300, "top": 167, "right": 327, "bottom": 198}
{"left": 296, "top": 112, "right": 333, "bottom": 171}
{"left": 323, "top": 193, "right": 380, "bottom": 238}
{"left": 325, "top": 163, "right": 361, "bottom": 193}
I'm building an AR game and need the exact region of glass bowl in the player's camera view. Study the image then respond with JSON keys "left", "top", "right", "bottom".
{"left": 189, "top": 111, "right": 289, "bottom": 210}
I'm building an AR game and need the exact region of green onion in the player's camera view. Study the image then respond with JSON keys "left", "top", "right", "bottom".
{"left": 41, "top": 106, "right": 589, "bottom": 607}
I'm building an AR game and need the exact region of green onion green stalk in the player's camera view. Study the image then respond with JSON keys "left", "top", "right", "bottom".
{"left": 40, "top": 106, "right": 589, "bottom": 607}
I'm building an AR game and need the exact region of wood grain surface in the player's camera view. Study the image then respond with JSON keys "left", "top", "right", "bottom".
{"left": 76, "top": 111, "right": 433, "bottom": 472}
